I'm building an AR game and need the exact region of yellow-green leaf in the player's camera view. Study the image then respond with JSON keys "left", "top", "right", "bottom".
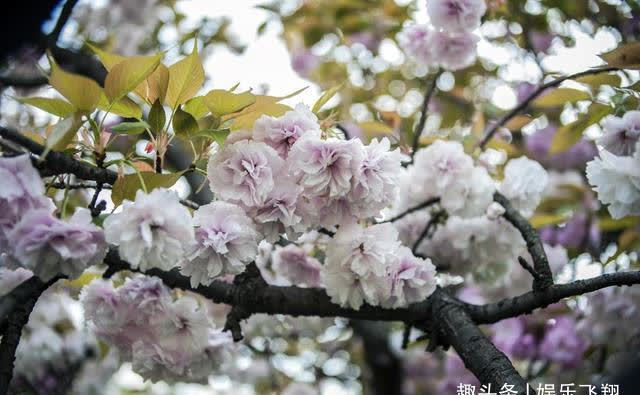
{"left": 193, "top": 128, "right": 230, "bottom": 147}
{"left": 110, "top": 121, "right": 150, "bottom": 135}
{"left": 148, "top": 99, "right": 166, "bottom": 133}
{"left": 146, "top": 63, "right": 169, "bottom": 103}
{"left": 222, "top": 88, "right": 306, "bottom": 130}
{"left": 203, "top": 89, "right": 256, "bottom": 117}
{"left": 17, "top": 97, "right": 75, "bottom": 117}
{"left": 550, "top": 103, "right": 612, "bottom": 154}
{"left": 44, "top": 113, "right": 84, "bottom": 156}
{"left": 98, "top": 93, "right": 142, "bottom": 119}
{"left": 530, "top": 213, "right": 571, "bottom": 228}
{"left": 111, "top": 171, "right": 185, "bottom": 206}
{"left": 183, "top": 96, "right": 209, "bottom": 119}
{"left": 312, "top": 83, "right": 343, "bottom": 113}
{"left": 86, "top": 43, "right": 126, "bottom": 71}
{"left": 576, "top": 73, "right": 621, "bottom": 88}
{"left": 533, "top": 88, "right": 591, "bottom": 108}
{"left": 172, "top": 107, "right": 199, "bottom": 136}
{"left": 598, "top": 215, "right": 640, "bottom": 231}
{"left": 165, "top": 44, "right": 204, "bottom": 108}
{"left": 599, "top": 42, "right": 640, "bottom": 69}
{"left": 49, "top": 60, "right": 102, "bottom": 112}
{"left": 104, "top": 54, "right": 163, "bottom": 102}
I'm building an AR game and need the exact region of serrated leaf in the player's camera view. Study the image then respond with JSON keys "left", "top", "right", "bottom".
{"left": 193, "top": 128, "right": 230, "bottom": 147}
{"left": 104, "top": 54, "right": 163, "bottom": 102}
{"left": 145, "top": 63, "right": 169, "bottom": 103}
{"left": 533, "top": 88, "right": 591, "bottom": 108}
{"left": 165, "top": 44, "right": 204, "bottom": 108}
{"left": 172, "top": 107, "right": 199, "bottom": 136}
{"left": 98, "top": 93, "right": 142, "bottom": 118}
{"left": 111, "top": 171, "right": 185, "bottom": 206}
{"left": 148, "top": 99, "right": 166, "bottom": 133}
{"left": 576, "top": 73, "right": 621, "bottom": 88}
{"left": 183, "top": 96, "right": 209, "bottom": 119}
{"left": 599, "top": 42, "right": 640, "bottom": 69}
{"left": 110, "top": 121, "right": 150, "bottom": 135}
{"left": 44, "top": 113, "right": 83, "bottom": 157}
{"left": 17, "top": 97, "right": 75, "bottom": 117}
{"left": 221, "top": 88, "right": 306, "bottom": 130}
{"left": 312, "top": 83, "right": 343, "bottom": 113}
{"left": 204, "top": 89, "right": 256, "bottom": 116}
{"left": 550, "top": 103, "right": 612, "bottom": 154}
{"left": 49, "top": 59, "right": 102, "bottom": 112}
{"left": 86, "top": 43, "right": 126, "bottom": 70}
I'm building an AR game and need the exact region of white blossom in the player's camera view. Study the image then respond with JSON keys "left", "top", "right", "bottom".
{"left": 272, "top": 244, "right": 323, "bottom": 287}
{"left": 103, "top": 188, "right": 194, "bottom": 271}
{"left": 253, "top": 103, "right": 321, "bottom": 158}
{"left": 499, "top": 156, "right": 549, "bottom": 218}
{"left": 597, "top": 112, "right": 640, "bottom": 156}
{"left": 181, "top": 201, "right": 260, "bottom": 287}
{"left": 426, "top": 0, "right": 487, "bottom": 33}
{"left": 430, "top": 30, "right": 479, "bottom": 71}
{"left": 383, "top": 246, "right": 437, "bottom": 308}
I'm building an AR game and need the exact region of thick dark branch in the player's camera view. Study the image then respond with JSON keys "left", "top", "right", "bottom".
{"left": 0, "top": 277, "right": 46, "bottom": 332}
{"left": 0, "top": 277, "right": 59, "bottom": 395}
{"left": 478, "top": 66, "right": 619, "bottom": 148}
{"left": 0, "top": 75, "right": 48, "bottom": 88}
{"left": 494, "top": 192, "right": 553, "bottom": 291}
{"left": 433, "top": 290, "right": 532, "bottom": 395}
{"left": 409, "top": 69, "right": 442, "bottom": 164}
{"left": 0, "top": 127, "right": 117, "bottom": 185}
{"left": 467, "top": 270, "right": 640, "bottom": 324}
{"left": 378, "top": 197, "right": 440, "bottom": 224}
{"left": 46, "top": 0, "right": 80, "bottom": 46}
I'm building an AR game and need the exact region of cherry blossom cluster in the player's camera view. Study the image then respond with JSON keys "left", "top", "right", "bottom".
{"left": 397, "top": 0, "right": 486, "bottom": 70}
{"left": 0, "top": 155, "right": 107, "bottom": 281}
{"left": 81, "top": 275, "right": 234, "bottom": 382}
{"left": 586, "top": 111, "right": 640, "bottom": 219}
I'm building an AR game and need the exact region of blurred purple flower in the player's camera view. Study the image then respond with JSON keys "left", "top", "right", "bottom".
{"left": 290, "top": 49, "right": 319, "bottom": 78}
{"left": 539, "top": 317, "right": 588, "bottom": 368}
{"left": 525, "top": 125, "right": 597, "bottom": 170}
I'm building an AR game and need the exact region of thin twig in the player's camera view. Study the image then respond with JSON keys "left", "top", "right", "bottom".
{"left": 377, "top": 197, "right": 440, "bottom": 224}
{"left": 411, "top": 210, "right": 445, "bottom": 254}
{"left": 46, "top": 0, "right": 80, "bottom": 46}
{"left": 478, "top": 66, "right": 619, "bottom": 148}
{"left": 409, "top": 69, "right": 442, "bottom": 164}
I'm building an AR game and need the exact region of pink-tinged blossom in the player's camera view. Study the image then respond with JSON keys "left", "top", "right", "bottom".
{"left": 397, "top": 24, "right": 435, "bottom": 66}
{"left": 350, "top": 138, "right": 404, "bottom": 218}
{"left": 586, "top": 143, "right": 640, "bottom": 219}
{"left": 430, "top": 31, "right": 479, "bottom": 71}
{"left": 0, "top": 155, "right": 55, "bottom": 248}
{"left": 207, "top": 140, "right": 285, "bottom": 207}
{"left": 427, "top": 0, "right": 487, "bottom": 33}
{"left": 253, "top": 103, "right": 321, "bottom": 159}
{"left": 181, "top": 201, "right": 260, "bottom": 287}
{"left": 382, "top": 246, "right": 437, "bottom": 308}
{"left": 538, "top": 317, "right": 587, "bottom": 368}
{"left": 289, "top": 136, "right": 364, "bottom": 199}
{"left": 290, "top": 49, "right": 320, "bottom": 78}
{"left": 7, "top": 208, "right": 106, "bottom": 281}
{"left": 499, "top": 156, "right": 549, "bottom": 218}
{"left": 322, "top": 222, "right": 400, "bottom": 309}
{"left": 248, "top": 176, "right": 303, "bottom": 243}
{"left": 272, "top": 244, "right": 323, "bottom": 287}
{"left": 103, "top": 188, "right": 194, "bottom": 272}
{"left": 597, "top": 112, "right": 640, "bottom": 156}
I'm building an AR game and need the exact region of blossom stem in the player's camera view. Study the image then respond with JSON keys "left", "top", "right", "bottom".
{"left": 408, "top": 69, "right": 442, "bottom": 165}
{"left": 378, "top": 197, "right": 440, "bottom": 224}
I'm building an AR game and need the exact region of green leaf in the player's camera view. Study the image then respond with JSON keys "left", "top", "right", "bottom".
{"left": 148, "top": 99, "right": 166, "bottom": 133}
{"left": 98, "top": 94, "right": 142, "bottom": 118}
{"left": 43, "top": 113, "right": 84, "bottom": 157}
{"left": 221, "top": 88, "right": 307, "bottom": 130}
{"left": 533, "top": 87, "right": 591, "bottom": 108}
{"left": 104, "top": 54, "right": 163, "bottom": 102}
{"left": 172, "top": 107, "right": 199, "bottom": 136}
{"left": 312, "top": 83, "right": 343, "bottom": 113}
{"left": 550, "top": 103, "right": 612, "bottom": 154}
{"left": 599, "top": 42, "right": 640, "bottom": 69}
{"left": 49, "top": 59, "right": 102, "bottom": 112}
{"left": 145, "top": 64, "right": 170, "bottom": 103}
{"left": 204, "top": 89, "right": 256, "bottom": 116}
{"left": 110, "top": 121, "right": 150, "bottom": 135}
{"left": 17, "top": 97, "right": 75, "bottom": 117}
{"left": 183, "top": 96, "right": 209, "bottom": 119}
{"left": 111, "top": 171, "right": 185, "bottom": 207}
{"left": 86, "top": 43, "right": 125, "bottom": 71}
{"left": 165, "top": 44, "right": 204, "bottom": 108}
{"left": 193, "top": 128, "right": 230, "bottom": 147}
{"left": 576, "top": 73, "right": 621, "bottom": 89}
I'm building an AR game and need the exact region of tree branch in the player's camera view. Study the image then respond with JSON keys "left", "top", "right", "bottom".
{"left": 478, "top": 66, "right": 619, "bottom": 148}
{"left": 409, "top": 69, "right": 442, "bottom": 164}
{"left": 0, "top": 276, "right": 60, "bottom": 395}
{"left": 466, "top": 270, "right": 640, "bottom": 324}
{"left": 0, "top": 276, "right": 45, "bottom": 332}
{"left": 494, "top": 192, "right": 553, "bottom": 291}
{"left": 378, "top": 197, "right": 440, "bottom": 224}
{"left": 46, "top": 0, "right": 80, "bottom": 46}
{"left": 411, "top": 210, "right": 445, "bottom": 254}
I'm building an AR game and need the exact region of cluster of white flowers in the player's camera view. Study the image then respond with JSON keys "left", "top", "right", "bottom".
{"left": 499, "top": 156, "right": 549, "bottom": 218}
{"left": 397, "top": 0, "right": 486, "bottom": 70}
{"left": 323, "top": 222, "right": 437, "bottom": 309}
{"left": 587, "top": 114, "right": 640, "bottom": 219}
{"left": 0, "top": 155, "right": 106, "bottom": 281}
{"left": 81, "top": 276, "right": 233, "bottom": 382}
